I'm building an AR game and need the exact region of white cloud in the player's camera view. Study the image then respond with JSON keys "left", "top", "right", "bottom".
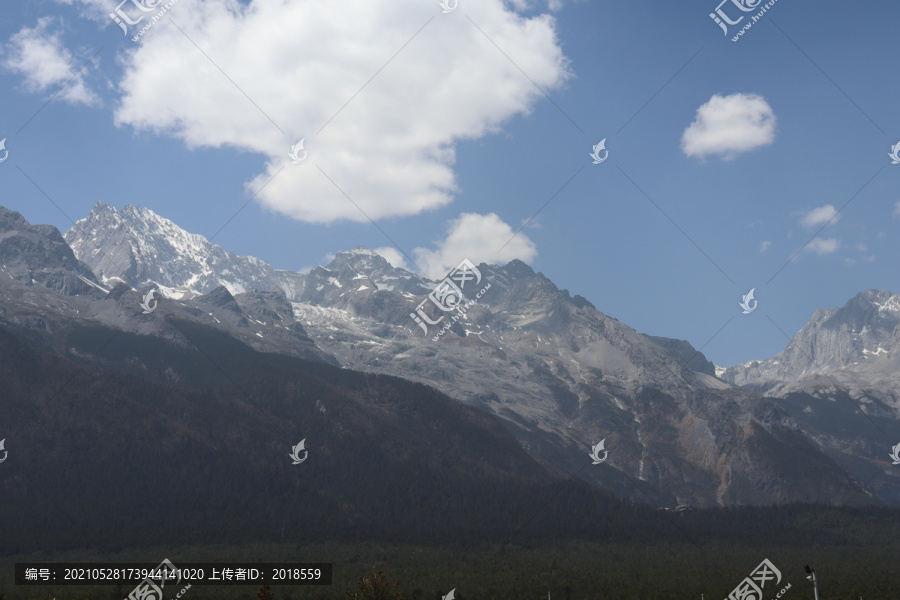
{"left": 800, "top": 204, "right": 839, "bottom": 228}
{"left": 803, "top": 238, "right": 840, "bottom": 256}
{"left": 109, "top": 0, "right": 571, "bottom": 224}
{"left": 414, "top": 212, "right": 536, "bottom": 279}
{"left": 759, "top": 240, "right": 771, "bottom": 253}
{"left": 681, "top": 93, "right": 775, "bottom": 160}
{"left": 893, "top": 201, "right": 900, "bottom": 219}
{"left": 2, "top": 17, "right": 99, "bottom": 106}
{"left": 374, "top": 247, "right": 408, "bottom": 270}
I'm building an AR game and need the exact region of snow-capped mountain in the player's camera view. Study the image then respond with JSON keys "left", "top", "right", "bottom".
{"left": 722, "top": 289, "right": 900, "bottom": 409}
{"left": 55, "top": 203, "right": 885, "bottom": 507}
{"left": 64, "top": 203, "right": 306, "bottom": 297}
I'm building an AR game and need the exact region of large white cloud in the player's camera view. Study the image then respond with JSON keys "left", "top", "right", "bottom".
{"left": 681, "top": 93, "right": 775, "bottom": 160}
{"left": 414, "top": 212, "right": 536, "bottom": 279}
{"left": 106, "top": 0, "right": 570, "bottom": 224}
{"left": 2, "top": 17, "right": 99, "bottom": 106}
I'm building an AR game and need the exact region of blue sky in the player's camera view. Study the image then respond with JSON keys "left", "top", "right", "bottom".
{"left": 0, "top": 0, "right": 898, "bottom": 367}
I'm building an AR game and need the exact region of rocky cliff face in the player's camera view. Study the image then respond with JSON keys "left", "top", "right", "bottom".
{"left": 0, "top": 206, "right": 104, "bottom": 296}
{"left": 719, "top": 289, "right": 900, "bottom": 504}
{"left": 722, "top": 289, "right": 900, "bottom": 409}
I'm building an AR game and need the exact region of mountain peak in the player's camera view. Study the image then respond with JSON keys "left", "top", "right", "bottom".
{"left": 0, "top": 205, "right": 30, "bottom": 229}
{"left": 0, "top": 205, "right": 101, "bottom": 295}
{"left": 722, "top": 288, "right": 900, "bottom": 393}
{"left": 328, "top": 246, "right": 395, "bottom": 269}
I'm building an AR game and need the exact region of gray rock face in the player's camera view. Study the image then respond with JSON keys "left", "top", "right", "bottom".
{"left": 55, "top": 203, "right": 881, "bottom": 507}
{"left": 722, "top": 289, "right": 900, "bottom": 409}
{"left": 719, "top": 289, "right": 900, "bottom": 503}
{"left": 648, "top": 336, "right": 717, "bottom": 377}
{"left": 0, "top": 206, "right": 104, "bottom": 296}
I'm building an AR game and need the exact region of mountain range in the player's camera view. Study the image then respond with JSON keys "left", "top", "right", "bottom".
{"left": 62, "top": 202, "right": 900, "bottom": 505}
{"left": 0, "top": 202, "right": 898, "bottom": 535}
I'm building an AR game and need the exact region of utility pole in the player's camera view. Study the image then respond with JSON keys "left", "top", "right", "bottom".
{"left": 804, "top": 565, "right": 819, "bottom": 600}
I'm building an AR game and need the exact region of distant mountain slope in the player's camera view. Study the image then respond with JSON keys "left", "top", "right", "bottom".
{"left": 0, "top": 312, "right": 691, "bottom": 555}
{"left": 719, "top": 289, "right": 900, "bottom": 503}
{"left": 722, "top": 289, "right": 900, "bottom": 408}
{"left": 57, "top": 204, "right": 879, "bottom": 508}
{"left": 0, "top": 206, "right": 103, "bottom": 296}
{"left": 647, "top": 335, "right": 717, "bottom": 377}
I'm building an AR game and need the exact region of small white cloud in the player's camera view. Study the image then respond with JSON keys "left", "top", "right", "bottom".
{"left": 855, "top": 242, "right": 867, "bottom": 252}
{"left": 804, "top": 238, "right": 840, "bottom": 256}
{"left": 682, "top": 93, "right": 776, "bottom": 160}
{"left": 2, "top": 17, "right": 99, "bottom": 106}
{"left": 893, "top": 201, "right": 900, "bottom": 219}
{"left": 374, "top": 247, "right": 408, "bottom": 270}
{"left": 800, "top": 205, "right": 839, "bottom": 228}
{"left": 759, "top": 240, "right": 771, "bottom": 253}
{"left": 414, "top": 212, "right": 536, "bottom": 280}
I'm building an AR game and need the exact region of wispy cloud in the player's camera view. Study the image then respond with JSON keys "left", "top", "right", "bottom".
{"left": 2, "top": 16, "right": 99, "bottom": 106}
{"left": 803, "top": 238, "right": 840, "bottom": 256}
{"left": 800, "top": 204, "right": 839, "bottom": 228}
